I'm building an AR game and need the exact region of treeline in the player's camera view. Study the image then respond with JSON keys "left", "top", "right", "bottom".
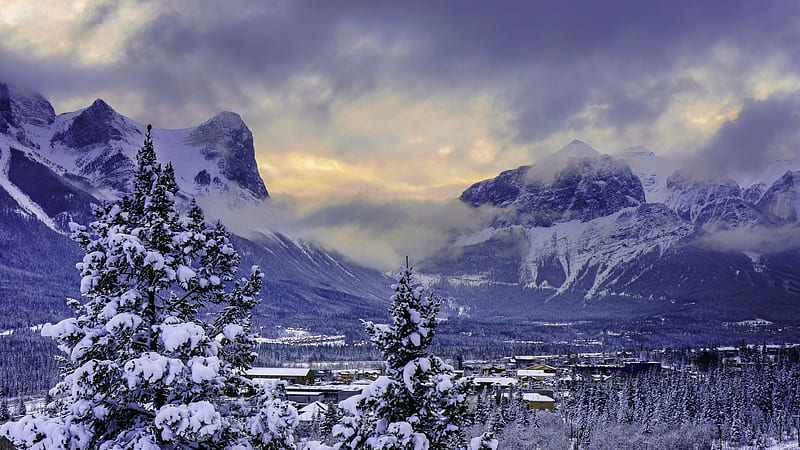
{"left": 461, "top": 357, "right": 800, "bottom": 448}
{"left": 0, "top": 331, "right": 58, "bottom": 397}
{"left": 562, "top": 360, "right": 800, "bottom": 448}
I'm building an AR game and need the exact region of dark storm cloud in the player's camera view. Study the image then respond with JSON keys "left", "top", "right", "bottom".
{"left": 684, "top": 94, "right": 800, "bottom": 179}
{"left": 80, "top": 1, "right": 119, "bottom": 30}
{"left": 0, "top": 46, "right": 109, "bottom": 101}
{"left": 128, "top": 0, "right": 800, "bottom": 140}
{"left": 3, "top": 0, "right": 800, "bottom": 143}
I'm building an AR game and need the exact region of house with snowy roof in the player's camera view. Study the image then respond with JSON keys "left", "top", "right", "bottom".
{"left": 472, "top": 376, "right": 517, "bottom": 390}
{"left": 245, "top": 367, "right": 315, "bottom": 385}
{"left": 522, "top": 392, "right": 555, "bottom": 410}
{"left": 297, "top": 401, "right": 329, "bottom": 422}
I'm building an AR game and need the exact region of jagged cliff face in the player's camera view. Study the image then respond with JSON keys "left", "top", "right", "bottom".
{"left": 0, "top": 83, "right": 56, "bottom": 147}
{"left": 184, "top": 112, "right": 269, "bottom": 199}
{"left": 2, "top": 89, "right": 269, "bottom": 203}
{"left": 757, "top": 171, "right": 800, "bottom": 221}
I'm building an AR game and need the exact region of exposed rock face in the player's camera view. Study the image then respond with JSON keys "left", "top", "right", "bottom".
{"left": 194, "top": 169, "right": 212, "bottom": 186}
{"left": 184, "top": 111, "right": 269, "bottom": 200}
{"left": 9, "top": 88, "right": 56, "bottom": 128}
{"left": 0, "top": 84, "right": 12, "bottom": 135}
{"left": 664, "top": 174, "right": 743, "bottom": 221}
{"left": 0, "top": 83, "right": 56, "bottom": 145}
{"left": 52, "top": 99, "right": 140, "bottom": 148}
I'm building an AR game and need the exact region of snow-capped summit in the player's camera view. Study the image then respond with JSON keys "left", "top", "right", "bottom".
{"left": 51, "top": 98, "right": 141, "bottom": 150}
{"left": 0, "top": 83, "right": 55, "bottom": 130}
{"left": 551, "top": 139, "right": 601, "bottom": 160}
{"left": 181, "top": 110, "right": 269, "bottom": 200}
{"left": 0, "top": 83, "right": 57, "bottom": 151}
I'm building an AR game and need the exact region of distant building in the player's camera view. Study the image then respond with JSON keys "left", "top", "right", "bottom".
{"left": 510, "top": 356, "right": 538, "bottom": 369}
{"left": 478, "top": 365, "right": 507, "bottom": 376}
{"left": 621, "top": 361, "right": 661, "bottom": 375}
{"left": 523, "top": 392, "right": 555, "bottom": 410}
{"left": 335, "top": 369, "right": 379, "bottom": 383}
{"left": 286, "top": 390, "right": 324, "bottom": 405}
{"left": 517, "top": 369, "right": 556, "bottom": 381}
{"left": 297, "top": 401, "right": 329, "bottom": 422}
{"left": 525, "top": 364, "right": 557, "bottom": 373}
{"left": 472, "top": 377, "right": 517, "bottom": 389}
{"left": 246, "top": 367, "right": 315, "bottom": 385}
{"left": 286, "top": 384, "right": 362, "bottom": 404}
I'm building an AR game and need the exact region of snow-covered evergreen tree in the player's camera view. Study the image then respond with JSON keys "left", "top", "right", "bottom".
{"left": 1, "top": 125, "right": 297, "bottom": 449}
{"left": 0, "top": 401, "right": 9, "bottom": 422}
{"left": 333, "top": 262, "right": 472, "bottom": 450}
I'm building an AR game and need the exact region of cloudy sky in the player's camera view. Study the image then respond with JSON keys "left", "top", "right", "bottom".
{"left": 3, "top": 1, "right": 800, "bottom": 266}
{"left": 3, "top": 0, "right": 800, "bottom": 201}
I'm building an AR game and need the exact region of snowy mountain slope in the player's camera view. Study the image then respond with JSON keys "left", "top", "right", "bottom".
{"left": 0, "top": 83, "right": 388, "bottom": 330}
{"left": 0, "top": 139, "right": 58, "bottom": 231}
{"left": 519, "top": 204, "right": 694, "bottom": 299}
{"left": 422, "top": 140, "right": 800, "bottom": 321}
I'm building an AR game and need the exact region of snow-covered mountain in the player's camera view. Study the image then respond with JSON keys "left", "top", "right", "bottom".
{"left": 4, "top": 80, "right": 800, "bottom": 331}
{"left": 0, "top": 83, "right": 387, "bottom": 331}
{"left": 421, "top": 140, "right": 800, "bottom": 322}
{"left": 461, "top": 140, "right": 645, "bottom": 227}
{"left": 7, "top": 88, "right": 267, "bottom": 205}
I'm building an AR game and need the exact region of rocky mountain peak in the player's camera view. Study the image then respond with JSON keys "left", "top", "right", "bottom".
{"left": 552, "top": 139, "right": 601, "bottom": 159}
{"left": 51, "top": 98, "right": 139, "bottom": 149}
{"left": 0, "top": 82, "right": 56, "bottom": 132}
{"left": 183, "top": 112, "right": 268, "bottom": 200}
{"left": 86, "top": 98, "right": 115, "bottom": 116}
{"left": 206, "top": 111, "right": 245, "bottom": 129}
{"left": 461, "top": 147, "right": 644, "bottom": 227}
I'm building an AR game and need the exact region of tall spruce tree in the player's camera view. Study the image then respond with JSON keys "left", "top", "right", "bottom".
{"left": 1, "top": 126, "right": 297, "bottom": 449}
{"left": 333, "top": 261, "right": 479, "bottom": 450}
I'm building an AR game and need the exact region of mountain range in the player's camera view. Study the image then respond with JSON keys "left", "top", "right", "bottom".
{"left": 419, "top": 140, "right": 800, "bottom": 327}
{"left": 1, "top": 82, "right": 799, "bottom": 343}
{"left": 0, "top": 83, "right": 388, "bottom": 336}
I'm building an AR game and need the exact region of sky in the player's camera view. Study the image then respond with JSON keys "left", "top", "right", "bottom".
{"left": 3, "top": 0, "right": 800, "bottom": 266}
